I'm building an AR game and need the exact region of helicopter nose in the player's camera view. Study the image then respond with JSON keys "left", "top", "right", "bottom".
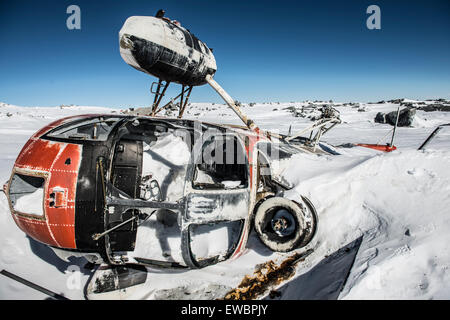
{"left": 119, "top": 33, "right": 140, "bottom": 70}
{"left": 119, "top": 34, "right": 134, "bottom": 50}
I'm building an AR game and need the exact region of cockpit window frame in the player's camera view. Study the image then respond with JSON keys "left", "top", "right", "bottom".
{"left": 43, "top": 116, "right": 123, "bottom": 142}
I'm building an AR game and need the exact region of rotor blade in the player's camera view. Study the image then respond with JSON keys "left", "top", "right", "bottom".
{"left": 0, "top": 269, "right": 70, "bottom": 300}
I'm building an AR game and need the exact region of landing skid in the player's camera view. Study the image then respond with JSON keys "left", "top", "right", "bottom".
{"left": 85, "top": 258, "right": 188, "bottom": 299}
{"left": 85, "top": 263, "right": 148, "bottom": 300}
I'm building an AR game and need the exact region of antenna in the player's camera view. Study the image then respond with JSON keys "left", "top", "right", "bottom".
{"left": 389, "top": 106, "right": 400, "bottom": 147}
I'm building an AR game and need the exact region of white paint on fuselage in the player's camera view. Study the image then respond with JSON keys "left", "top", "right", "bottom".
{"left": 119, "top": 16, "right": 217, "bottom": 80}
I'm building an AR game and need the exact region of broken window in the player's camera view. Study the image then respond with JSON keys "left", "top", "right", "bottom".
{"left": 8, "top": 173, "right": 45, "bottom": 217}
{"left": 46, "top": 116, "right": 122, "bottom": 141}
{"left": 111, "top": 119, "right": 192, "bottom": 202}
{"left": 193, "top": 135, "right": 248, "bottom": 190}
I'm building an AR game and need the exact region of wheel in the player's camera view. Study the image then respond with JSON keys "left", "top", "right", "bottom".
{"left": 254, "top": 196, "right": 317, "bottom": 252}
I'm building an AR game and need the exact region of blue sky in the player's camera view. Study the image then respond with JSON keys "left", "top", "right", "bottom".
{"left": 0, "top": 0, "right": 449, "bottom": 108}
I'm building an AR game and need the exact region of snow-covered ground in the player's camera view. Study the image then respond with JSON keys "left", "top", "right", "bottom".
{"left": 1, "top": 99, "right": 449, "bottom": 300}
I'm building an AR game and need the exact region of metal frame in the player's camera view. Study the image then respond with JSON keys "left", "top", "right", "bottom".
{"left": 6, "top": 167, "right": 49, "bottom": 221}
{"left": 418, "top": 123, "right": 450, "bottom": 150}
{"left": 285, "top": 117, "right": 341, "bottom": 150}
{"left": 149, "top": 79, "right": 193, "bottom": 118}
{"left": 97, "top": 120, "right": 254, "bottom": 268}
{"left": 150, "top": 80, "right": 170, "bottom": 115}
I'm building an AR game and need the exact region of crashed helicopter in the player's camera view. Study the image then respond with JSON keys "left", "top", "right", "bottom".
{"left": 2, "top": 11, "right": 344, "bottom": 297}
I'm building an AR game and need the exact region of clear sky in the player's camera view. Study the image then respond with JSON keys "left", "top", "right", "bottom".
{"left": 0, "top": 0, "right": 449, "bottom": 108}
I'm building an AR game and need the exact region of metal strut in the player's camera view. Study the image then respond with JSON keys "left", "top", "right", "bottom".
{"left": 151, "top": 85, "right": 193, "bottom": 117}
{"left": 205, "top": 74, "right": 259, "bottom": 131}
{"left": 418, "top": 123, "right": 450, "bottom": 150}
{"left": 0, "top": 270, "right": 69, "bottom": 300}
{"left": 150, "top": 79, "right": 170, "bottom": 115}
{"left": 92, "top": 216, "right": 138, "bottom": 241}
{"left": 389, "top": 106, "right": 401, "bottom": 147}
{"left": 178, "top": 86, "right": 193, "bottom": 118}
{"left": 286, "top": 117, "right": 341, "bottom": 145}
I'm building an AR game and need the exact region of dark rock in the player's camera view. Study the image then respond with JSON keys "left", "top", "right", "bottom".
{"left": 387, "top": 98, "right": 404, "bottom": 104}
{"left": 283, "top": 106, "right": 296, "bottom": 112}
{"left": 419, "top": 104, "right": 450, "bottom": 112}
{"left": 385, "top": 108, "right": 416, "bottom": 126}
{"left": 375, "top": 112, "right": 386, "bottom": 124}
{"left": 374, "top": 108, "right": 416, "bottom": 127}
{"left": 337, "top": 143, "right": 356, "bottom": 148}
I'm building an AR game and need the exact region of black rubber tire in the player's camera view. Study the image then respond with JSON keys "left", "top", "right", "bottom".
{"left": 254, "top": 196, "right": 317, "bottom": 252}
{"left": 296, "top": 195, "right": 318, "bottom": 248}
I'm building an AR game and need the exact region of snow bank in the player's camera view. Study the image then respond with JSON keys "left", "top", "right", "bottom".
{"left": 283, "top": 149, "right": 450, "bottom": 299}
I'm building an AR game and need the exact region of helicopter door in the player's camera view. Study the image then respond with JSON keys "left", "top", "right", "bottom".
{"left": 109, "top": 139, "right": 143, "bottom": 252}
{"left": 182, "top": 133, "right": 250, "bottom": 268}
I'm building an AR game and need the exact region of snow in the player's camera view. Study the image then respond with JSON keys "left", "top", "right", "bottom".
{"left": 142, "top": 132, "right": 191, "bottom": 201}
{"left": 221, "top": 180, "right": 242, "bottom": 189}
{"left": 130, "top": 214, "right": 184, "bottom": 263}
{"left": 1, "top": 100, "right": 450, "bottom": 300}
{"left": 190, "top": 224, "right": 232, "bottom": 260}
{"left": 13, "top": 188, "right": 44, "bottom": 217}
